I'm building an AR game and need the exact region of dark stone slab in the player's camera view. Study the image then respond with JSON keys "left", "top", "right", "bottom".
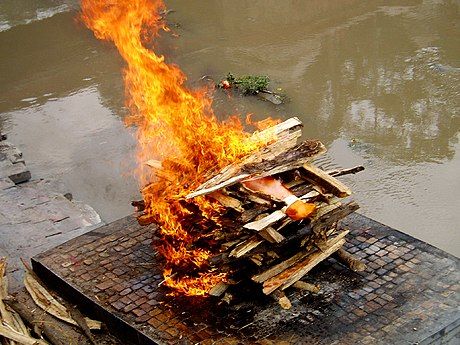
{"left": 32, "top": 213, "right": 460, "bottom": 345}
{"left": 0, "top": 160, "right": 31, "bottom": 184}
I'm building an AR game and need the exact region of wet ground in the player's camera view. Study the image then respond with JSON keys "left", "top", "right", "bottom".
{"left": 0, "top": 1, "right": 459, "bottom": 256}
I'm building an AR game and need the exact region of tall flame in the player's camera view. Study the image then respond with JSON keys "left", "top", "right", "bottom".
{"left": 80, "top": 0, "right": 277, "bottom": 296}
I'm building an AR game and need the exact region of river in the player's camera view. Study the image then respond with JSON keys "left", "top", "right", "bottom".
{"left": 0, "top": 0, "right": 458, "bottom": 256}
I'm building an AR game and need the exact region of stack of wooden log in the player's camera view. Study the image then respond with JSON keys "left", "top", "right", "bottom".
{"left": 143, "top": 117, "right": 366, "bottom": 309}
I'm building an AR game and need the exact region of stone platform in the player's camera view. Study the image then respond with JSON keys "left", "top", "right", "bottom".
{"left": 32, "top": 213, "right": 459, "bottom": 345}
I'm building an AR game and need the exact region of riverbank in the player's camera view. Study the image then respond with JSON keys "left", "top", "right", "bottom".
{"left": 0, "top": 133, "right": 102, "bottom": 290}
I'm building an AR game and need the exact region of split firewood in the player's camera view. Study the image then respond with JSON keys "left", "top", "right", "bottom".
{"left": 229, "top": 236, "right": 263, "bottom": 258}
{"left": 22, "top": 265, "right": 101, "bottom": 331}
{"left": 0, "top": 258, "right": 31, "bottom": 345}
{"left": 259, "top": 227, "right": 285, "bottom": 243}
{"left": 219, "top": 201, "right": 357, "bottom": 268}
{"left": 209, "top": 191, "right": 244, "bottom": 212}
{"left": 278, "top": 201, "right": 358, "bottom": 251}
{"left": 240, "top": 204, "right": 271, "bottom": 223}
{"left": 0, "top": 325, "right": 49, "bottom": 345}
{"left": 243, "top": 210, "right": 285, "bottom": 231}
{"left": 136, "top": 116, "right": 365, "bottom": 303}
{"left": 333, "top": 248, "right": 367, "bottom": 272}
{"left": 250, "top": 254, "right": 264, "bottom": 266}
{"left": 301, "top": 163, "right": 351, "bottom": 198}
{"left": 252, "top": 251, "right": 307, "bottom": 284}
{"left": 68, "top": 307, "right": 97, "bottom": 345}
{"left": 3, "top": 298, "right": 67, "bottom": 345}
{"left": 276, "top": 237, "right": 346, "bottom": 293}
{"left": 144, "top": 159, "right": 172, "bottom": 181}
{"left": 262, "top": 231, "right": 348, "bottom": 294}
{"left": 221, "top": 292, "right": 233, "bottom": 304}
{"left": 245, "top": 193, "right": 272, "bottom": 206}
{"left": 288, "top": 165, "right": 364, "bottom": 199}
{"left": 271, "top": 290, "right": 292, "bottom": 310}
{"left": 292, "top": 281, "right": 321, "bottom": 293}
{"left": 251, "top": 230, "right": 349, "bottom": 285}
{"left": 208, "top": 282, "right": 229, "bottom": 297}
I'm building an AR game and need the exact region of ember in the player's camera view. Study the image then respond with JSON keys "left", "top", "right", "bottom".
{"left": 80, "top": 0, "right": 365, "bottom": 302}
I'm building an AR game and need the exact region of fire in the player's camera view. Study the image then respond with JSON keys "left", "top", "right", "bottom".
{"left": 80, "top": 0, "right": 277, "bottom": 295}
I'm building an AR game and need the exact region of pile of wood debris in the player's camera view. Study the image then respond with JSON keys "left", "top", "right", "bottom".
{"left": 0, "top": 258, "right": 107, "bottom": 345}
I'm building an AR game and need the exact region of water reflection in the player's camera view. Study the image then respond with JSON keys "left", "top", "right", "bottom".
{"left": 0, "top": 0, "right": 458, "bottom": 255}
{"left": 0, "top": 0, "right": 78, "bottom": 32}
{"left": 0, "top": 11, "right": 124, "bottom": 115}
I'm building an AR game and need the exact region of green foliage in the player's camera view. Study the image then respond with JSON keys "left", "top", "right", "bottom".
{"left": 226, "top": 73, "right": 270, "bottom": 95}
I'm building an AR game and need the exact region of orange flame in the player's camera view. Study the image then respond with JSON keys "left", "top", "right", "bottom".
{"left": 80, "top": 0, "right": 277, "bottom": 295}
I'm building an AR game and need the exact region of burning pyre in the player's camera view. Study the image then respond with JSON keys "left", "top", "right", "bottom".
{"left": 80, "top": 0, "right": 279, "bottom": 295}
{"left": 80, "top": 1, "right": 365, "bottom": 303}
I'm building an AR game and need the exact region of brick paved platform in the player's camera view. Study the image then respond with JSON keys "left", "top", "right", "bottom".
{"left": 32, "top": 213, "right": 459, "bottom": 345}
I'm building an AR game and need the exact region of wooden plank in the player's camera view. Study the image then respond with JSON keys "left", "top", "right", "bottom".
{"left": 302, "top": 163, "right": 352, "bottom": 197}
{"left": 279, "top": 238, "right": 345, "bottom": 291}
{"left": 244, "top": 210, "right": 285, "bottom": 231}
{"left": 209, "top": 191, "right": 244, "bottom": 212}
{"left": 259, "top": 227, "right": 285, "bottom": 243}
{"left": 229, "top": 236, "right": 263, "bottom": 258}
{"left": 252, "top": 230, "right": 349, "bottom": 285}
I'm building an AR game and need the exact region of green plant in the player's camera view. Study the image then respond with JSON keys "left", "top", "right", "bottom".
{"left": 226, "top": 73, "right": 270, "bottom": 95}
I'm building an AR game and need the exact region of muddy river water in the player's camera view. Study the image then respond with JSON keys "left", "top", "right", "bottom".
{"left": 0, "top": 0, "right": 459, "bottom": 256}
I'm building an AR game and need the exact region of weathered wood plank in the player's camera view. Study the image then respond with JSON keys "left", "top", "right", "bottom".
{"left": 301, "top": 163, "right": 352, "bottom": 197}
{"left": 262, "top": 234, "right": 347, "bottom": 294}
{"left": 252, "top": 230, "right": 349, "bottom": 285}
{"left": 259, "top": 227, "right": 285, "bottom": 243}
{"left": 279, "top": 238, "right": 345, "bottom": 291}
{"left": 209, "top": 191, "right": 244, "bottom": 212}
{"left": 229, "top": 236, "right": 263, "bottom": 258}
